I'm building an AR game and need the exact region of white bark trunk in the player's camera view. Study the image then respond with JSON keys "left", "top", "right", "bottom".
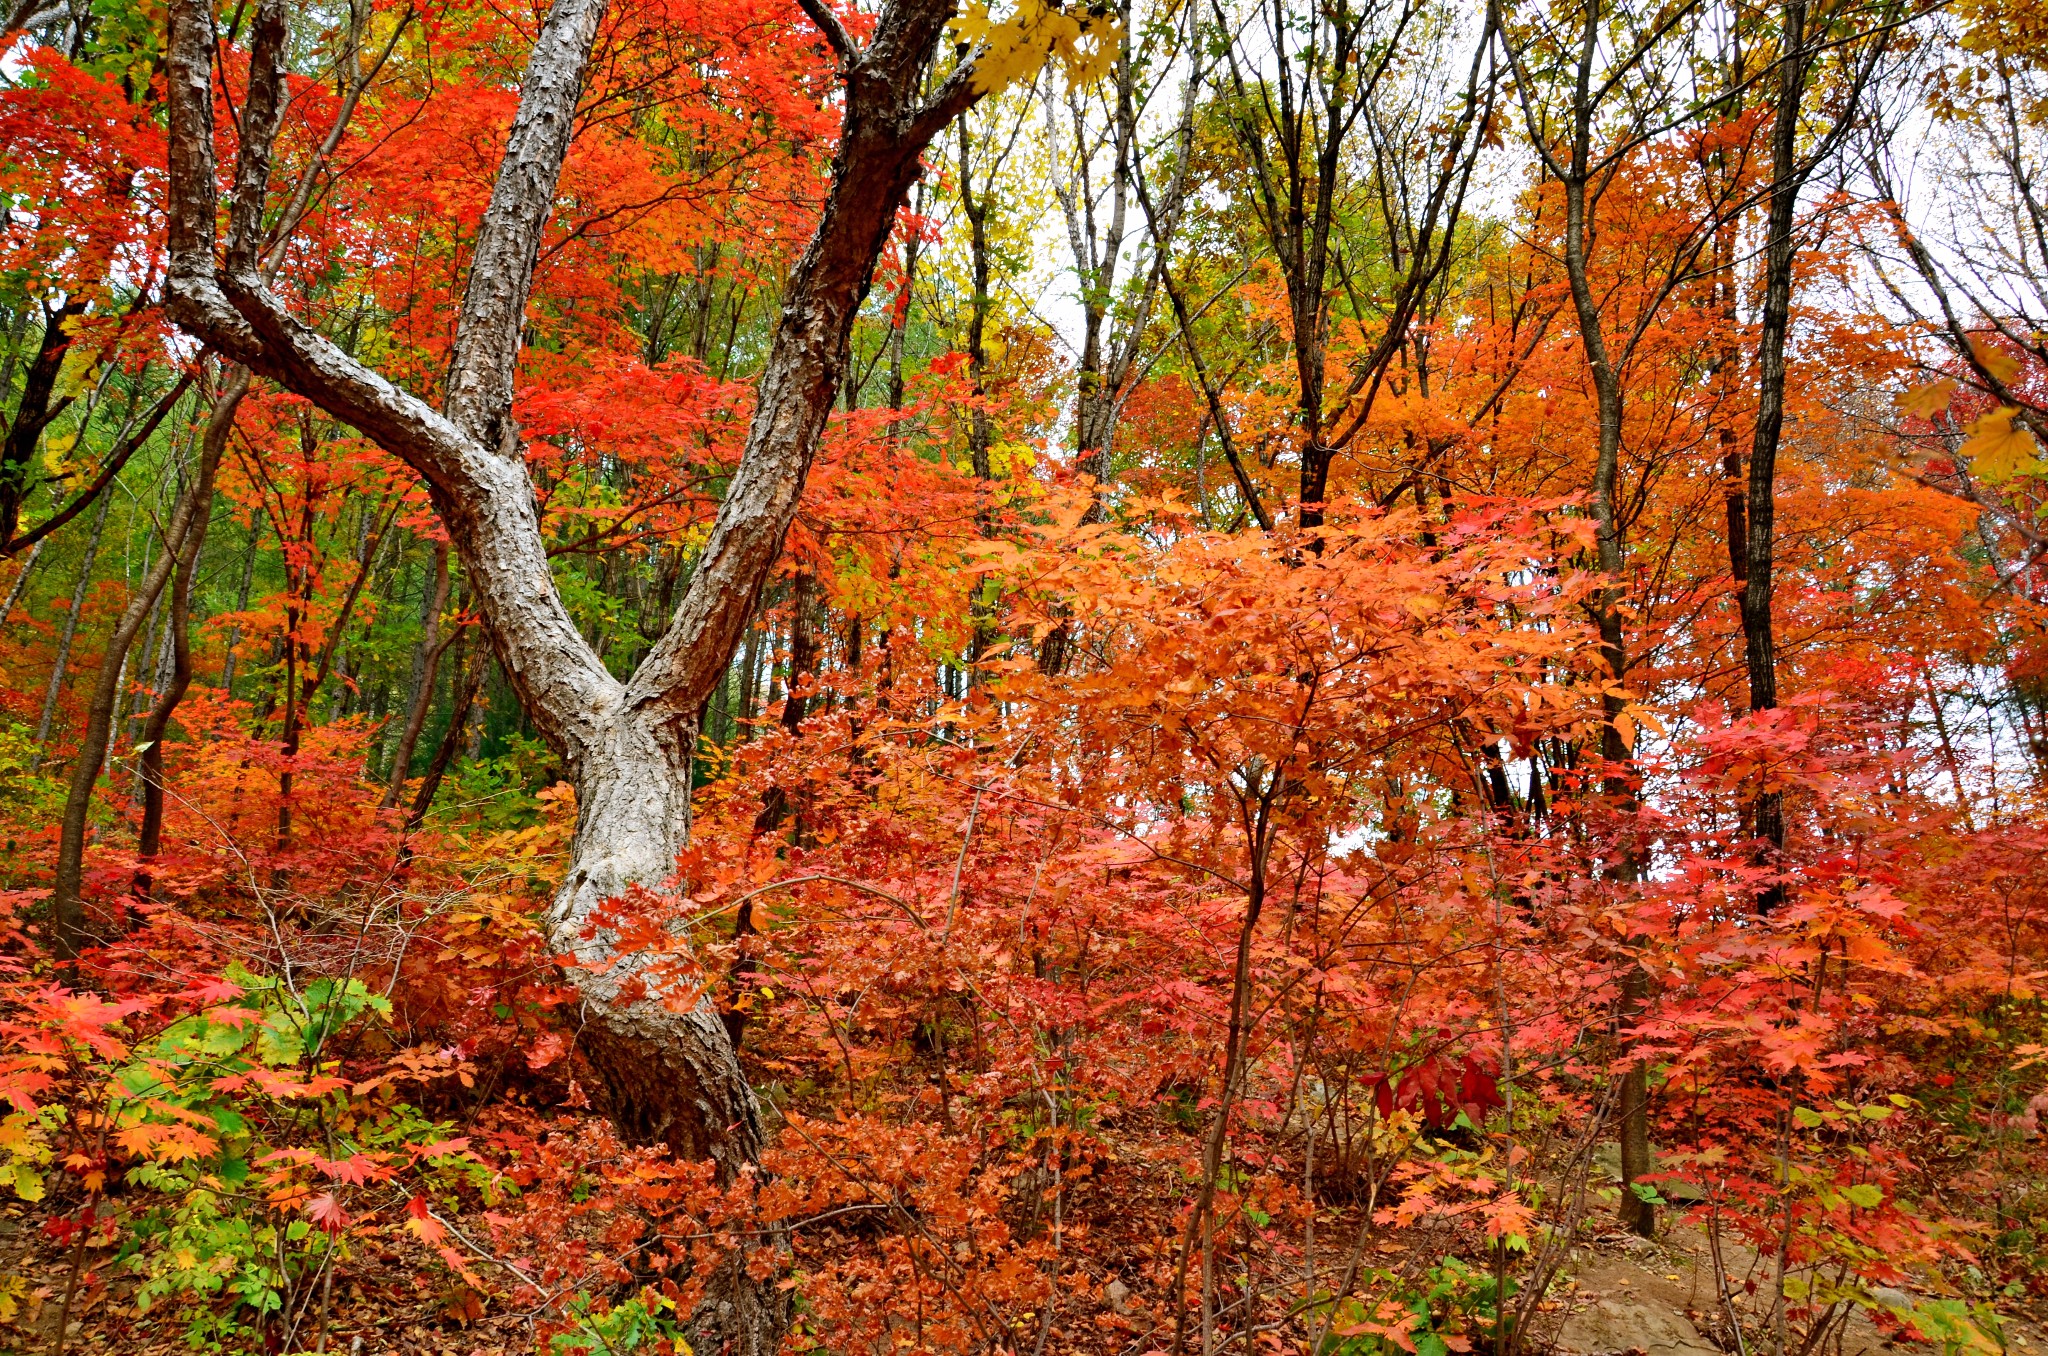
{"left": 161, "top": 0, "right": 993, "bottom": 1347}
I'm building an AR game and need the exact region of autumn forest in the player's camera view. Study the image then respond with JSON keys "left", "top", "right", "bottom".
{"left": 1, "top": 0, "right": 2045, "bottom": 1352}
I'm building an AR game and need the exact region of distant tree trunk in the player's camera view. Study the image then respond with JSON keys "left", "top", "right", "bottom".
{"left": 885, "top": 183, "right": 923, "bottom": 431}
{"left": 781, "top": 570, "right": 822, "bottom": 735}
{"left": 383, "top": 541, "right": 451, "bottom": 808}
{"left": 1050, "top": 1, "right": 1142, "bottom": 519}
{"left": 51, "top": 367, "right": 242, "bottom": 958}
{"left": 129, "top": 512, "right": 191, "bottom": 809}
{"left": 135, "top": 389, "right": 240, "bottom": 895}
{"left": 956, "top": 126, "right": 1005, "bottom": 673}
{"left": 958, "top": 121, "right": 996, "bottom": 495}
{"left": 738, "top": 608, "right": 764, "bottom": 734}
{"left": 277, "top": 490, "right": 394, "bottom": 851}
{"left": 0, "top": 537, "right": 43, "bottom": 627}
{"left": 218, "top": 520, "right": 259, "bottom": 694}
{"left": 30, "top": 487, "right": 113, "bottom": 768}
{"left": 405, "top": 640, "right": 488, "bottom": 834}
{"left": 755, "top": 571, "right": 822, "bottom": 835}
{"left": 1549, "top": 2, "right": 1651, "bottom": 1238}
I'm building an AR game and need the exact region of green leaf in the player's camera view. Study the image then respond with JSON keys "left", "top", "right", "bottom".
{"left": 1793, "top": 1106, "right": 1825, "bottom": 1128}
{"left": 1842, "top": 1183, "right": 1883, "bottom": 1209}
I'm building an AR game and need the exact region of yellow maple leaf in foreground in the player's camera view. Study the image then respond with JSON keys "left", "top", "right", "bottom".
{"left": 1961, "top": 405, "right": 2044, "bottom": 482}
{"left": 1972, "top": 338, "right": 2022, "bottom": 385}
{"left": 1897, "top": 377, "right": 1957, "bottom": 420}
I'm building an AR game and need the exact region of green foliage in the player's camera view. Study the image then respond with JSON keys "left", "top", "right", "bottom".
{"left": 22, "top": 967, "right": 495, "bottom": 1349}
{"left": 0, "top": 1104, "right": 59, "bottom": 1201}
{"left": 0, "top": 719, "right": 64, "bottom": 823}
{"left": 1319, "top": 1256, "right": 1517, "bottom": 1356}
{"left": 121, "top": 1159, "right": 314, "bottom": 1349}
{"left": 549, "top": 1288, "right": 695, "bottom": 1356}
{"left": 443, "top": 731, "right": 560, "bottom": 830}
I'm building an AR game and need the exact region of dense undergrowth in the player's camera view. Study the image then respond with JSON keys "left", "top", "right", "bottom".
{"left": 1, "top": 538, "right": 2044, "bottom": 1356}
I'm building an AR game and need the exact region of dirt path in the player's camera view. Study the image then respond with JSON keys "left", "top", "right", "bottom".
{"left": 1539, "top": 1225, "right": 2043, "bottom": 1356}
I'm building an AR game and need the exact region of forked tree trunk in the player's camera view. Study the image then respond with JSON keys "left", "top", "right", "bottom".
{"left": 161, "top": 0, "right": 992, "bottom": 1348}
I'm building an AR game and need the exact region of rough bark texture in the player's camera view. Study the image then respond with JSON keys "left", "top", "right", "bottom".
{"left": 161, "top": 0, "right": 988, "bottom": 1348}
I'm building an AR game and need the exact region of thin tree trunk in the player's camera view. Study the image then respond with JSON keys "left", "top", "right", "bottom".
{"left": 128, "top": 518, "right": 187, "bottom": 809}
{"left": 405, "top": 641, "right": 488, "bottom": 834}
{"left": 1051, "top": 4, "right": 1141, "bottom": 519}
{"left": 134, "top": 409, "right": 233, "bottom": 896}
{"left": 30, "top": 487, "right": 113, "bottom": 768}
{"left": 1550, "top": 2, "right": 1652, "bottom": 1237}
{"left": 1742, "top": 0, "right": 1810, "bottom": 916}
{"left": 219, "top": 519, "right": 259, "bottom": 693}
{"left": 0, "top": 536, "right": 42, "bottom": 627}
{"left": 738, "top": 609, "right": 764, "bottom": 735}
{"left": 1173, "top": 778, "right": 1279, "bottom": 1356}
{"left": 383, "top": 541, "right": 451, "bottom": 808}
{"left": 885, "top": 182, "right": 923, "bottom": 433}
{"left": 51, "top": 367, "right": 242, "bottom": 959}
{"left": 276, "top": 490, "right": 395, "bottom": 852}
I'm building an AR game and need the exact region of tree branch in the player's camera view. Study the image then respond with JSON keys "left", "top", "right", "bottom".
{"left": 5, "top": 371, "right": 197, "bottom": 557}
{"left": 795, "top": 0, "right": 858, "bottom": 66}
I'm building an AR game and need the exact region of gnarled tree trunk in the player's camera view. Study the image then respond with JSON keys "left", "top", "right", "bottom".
{"left": 161, "top": 0, "right": 990, "bottom": 1347}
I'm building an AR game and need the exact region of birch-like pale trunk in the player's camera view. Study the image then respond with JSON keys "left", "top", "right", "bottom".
{"left": 161, "top": 0, "right": 989, "bottom": 1347}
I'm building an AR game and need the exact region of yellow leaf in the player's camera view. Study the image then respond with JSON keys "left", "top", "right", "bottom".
{"left": 1972, "top": 339, "right": 2021, "bottom": 385}
{"left": 1897, "top": 377, "right": 1957, "bottom": 419}
{"left": 42, "top": 433, "right": 76, "bottom": 480}
{"left": 1961, "top": 406, "right": 2043, "bottom": 482}
{"left": 956, "top": 0, "right": 1122, "bottom": 94}
{"left": 948, "top": 0, "right": 994, "bottom": 44}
